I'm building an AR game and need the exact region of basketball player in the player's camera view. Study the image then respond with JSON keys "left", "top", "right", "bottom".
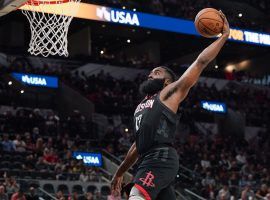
{"left": 111, "top": 12, "right": 230, "bottom": 200}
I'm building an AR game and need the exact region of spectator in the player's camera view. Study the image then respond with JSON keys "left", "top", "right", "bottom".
{"left": 107, "top": 190, "right": 121, "bottom": 200}
{"left": 79, "top": 170, "right": 89, "bottom": 182}
{"left": 201, "top": 171, "right": 216, "bottom": 187}
{"left": 13, "top": 134, "right": 26, "bottom": 152}
{"left": 69, "top": 191, "right": 79, "bottom": 200}
{"left": 5, "top": 177, "right": 20, "bottom": 194}
{"left": 256, "top": 184, "right": 268, "bottom": 199}
{"left": 35, "top": 137, "right": 44, "bottom": 156}
{"left": 11, "top": 189, "right": 26, "bottom": 200}
{"left": 1, "top": 134, "right": 15, "bottom": 152}
{"left": 0, "top": 185, "right": 8, "bottom": 200}
{"left": 42, "top": 148, "right": 58, "bottom": 165}
{"left": 85, "top": 192, "right": 94, "bottom": 200}
{"left": 241, "top": 184, "right": 255, "bottom": 200}
{"left": 201, "top": 154, "right": 211, "bottom": 170}
{"left": 25, "top": 187, "right": 39, "bottom": 200}
{"left": 24, "top": 132, "right": 35, "bottom": 152}
{"left": 56, "top": 190, "right": 65, "bottom": 200}
{"left": 236, "top": 151, "right": 247, "bottom": 166}
{"left": 216, "top": 184, "right": 231, "bottom": 200}
{"left": 201, "top": 183, "right": 215, "bottom": 200}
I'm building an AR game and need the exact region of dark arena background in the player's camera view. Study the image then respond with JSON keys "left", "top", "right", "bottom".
{"left": 0, "top": 0, "right": 270, "bottom": 199}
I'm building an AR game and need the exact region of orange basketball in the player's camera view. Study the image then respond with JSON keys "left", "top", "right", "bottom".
{"left": 195, "top": 8, "right": 224, "bottom": 38}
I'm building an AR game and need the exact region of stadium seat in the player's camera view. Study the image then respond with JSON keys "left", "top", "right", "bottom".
{"left": 1, "top": 161, "right": 10, "bottom": 168}
{"left": 0, "top": 163, "right": 7, "bottom": 169}
{"left": 72, "top": 185, "right": 84, "bottom": 195}
{"left": 41, "top": 172, "right": 55, "bottom": 180}
{"left": 14, "top": 155, "right": 23, "bottom": 162}
{"left": 86, "top": 185, "right": 97, "bottom": 193}
{"left": 13, "top": 162, "right": 23, "bottom": 169}
{"left": 78, "top": 195, "right": 86, "bottom": 200}
{"left": 57, "top": 184, "right": 69, "bottom": 195}
{"left": 101, "top": 186, "right": 110, "bottom": 196}
{"left": 28, "top": 181, "right": 40, "bottom": 188}
{"left": 9, "top": 170, "right": 21, "bottom": 177}
{"left": 43, "top": 183, "right": 55, "bottom": 194}
{"left": 3, "top": 154, "right": 11, "bottom": 161}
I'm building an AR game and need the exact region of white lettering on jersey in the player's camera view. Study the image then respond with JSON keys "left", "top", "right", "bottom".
{"left": 135, "top": 114, "right": 142, "bottom": 132}
{"left": 134, "top": 99, "right": 154, "bottom": 115}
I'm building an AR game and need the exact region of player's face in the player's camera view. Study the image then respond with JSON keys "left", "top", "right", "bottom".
{"left": 139, "top": 67, "right": 166, "bottom": 96}
{"left": 148, "top": 67, "right": 166, "bottom": 80}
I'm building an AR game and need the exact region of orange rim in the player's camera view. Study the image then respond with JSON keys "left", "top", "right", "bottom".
{"left": 25, "top": 0, "right": 69, "bottom": 5}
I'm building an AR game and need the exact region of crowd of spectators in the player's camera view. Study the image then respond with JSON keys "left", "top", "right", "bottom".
{"left": 0, "top": 107, "right": 110, "bottom": 199}
{"left": 67, "top": 69, "right": 270, "bottom": 127}
{"left": 225, "top": 70, "right": 270, "bottom": 87}
{"left": 1, "top": 55, "right": 270, "bottom": 199}
{"left": 4, "top": 56, "right": 269, "bottom": 126}
{"left": 87, "top": 0, "right": 269, "bottom": 32}
{"left": 174, "top": 127, "right": 270, "bottom": 199}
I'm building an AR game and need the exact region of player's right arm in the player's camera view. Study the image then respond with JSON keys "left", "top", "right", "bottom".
{"left": 160, "top": 12, "right": 230, "bottom": 113}
{"left": 111, "top": 142, "right": 138, "bottom": 194}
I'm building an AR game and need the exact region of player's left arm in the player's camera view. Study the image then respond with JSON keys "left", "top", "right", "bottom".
{"left": 160, "top": 11, "right": 230, "bottom": 112}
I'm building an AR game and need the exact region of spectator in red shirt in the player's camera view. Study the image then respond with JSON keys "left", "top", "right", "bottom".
{"left": 42, "top": 148, "right": 58, "bottom": 165}
{"left": 11, "top": 190, "right": 26, "bottom": 200}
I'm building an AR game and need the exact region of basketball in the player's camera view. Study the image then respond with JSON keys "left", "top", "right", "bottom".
{"left": 195, "top": 8, "right": 224, "bottom": 38}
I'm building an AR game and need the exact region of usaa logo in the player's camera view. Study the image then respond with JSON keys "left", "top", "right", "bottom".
{"left": 96, "top": 7, "right": 140, "bottom": 26}
{"left": 22, "top": 75, "right": 47, "bottom": 86}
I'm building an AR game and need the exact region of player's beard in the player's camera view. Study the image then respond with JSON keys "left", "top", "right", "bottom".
{"left": 139, "top": 78, "right": 165, "bottom": 96}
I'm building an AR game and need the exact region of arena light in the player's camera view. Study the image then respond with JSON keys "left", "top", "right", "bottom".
{"left": 133, "top": 8, "right": 136, "bottom": 12}
{"left": 8, "top": 81, "right": 12, "bottom": 85}
{"left": 100, "top": 50, "right": 104, "bottom": 54}
{"left": 237, "top": 60, "right": 250, "bottom": 70}
{"left": 127, "top": 39, "right": 131, "bottom": 43}
{"left": 20, "top": 90, "right": 24, "bottom": 94}
{"left": 225, "top": 65, "right": 236, "bottom": 72}
{"left": 215, "top": 65, "right": 219, "bottom": 69}
{"left": 125, "top": 128, "right": 129, "bottom": 132}
{"left": 238, "top": 13, "right": 242, "bottom": 18}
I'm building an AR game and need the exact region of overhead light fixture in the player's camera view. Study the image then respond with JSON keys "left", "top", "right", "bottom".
{"left": 225, "top": 65, "right": 236, "bottom": 72}
{"left": 238, "top": 13, "right": 242, "bottom": 17}
{"left": 215, "top": 65, "right": 219, "bottom": 69}
{"left": 20, "top": 90, "right": 24, "bottom": 94}
{"left": 122, "top": 6, "right": 126, "bottom": 9}
{"left": 125, "top": 128, "right": 129, "bottom": 132}
{"left": 100, "top": 50, "right": 104, "bottom": 54}
{"left": 127, "top": 39, "right": 131, "bottom": 43}
{"left": 8, "top": 81, "right": 12, "bottom": 85}
{"left": 133, "top": 8, "right": 136, "bottom": 12}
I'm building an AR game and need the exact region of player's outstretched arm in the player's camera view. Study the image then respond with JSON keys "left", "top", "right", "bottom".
{"left": 160, "top": 12, "right": 230, "bottom": 113}
{"left": 111, "top": 142, "right": 138, "bottom": 195}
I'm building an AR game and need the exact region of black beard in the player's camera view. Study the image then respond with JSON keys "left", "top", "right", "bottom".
{"left": 139, "top": 78, "right": 165, "bottom": 96}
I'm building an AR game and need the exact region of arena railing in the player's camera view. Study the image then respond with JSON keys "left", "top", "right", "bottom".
{"left": 184, "top": 189, "right": 207, "bottom": 200}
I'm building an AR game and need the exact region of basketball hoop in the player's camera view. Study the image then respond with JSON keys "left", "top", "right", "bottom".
{"left": 21, "top": 0, "right": 81, "bottom": 57}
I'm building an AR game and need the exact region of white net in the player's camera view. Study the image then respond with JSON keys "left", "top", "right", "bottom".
{"left": 21, "top": 0, "right": 81, "bottom": 57}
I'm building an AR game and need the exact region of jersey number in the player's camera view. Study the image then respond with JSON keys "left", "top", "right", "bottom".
{"left": 135, "top": 114, "right": 142, "bottom": 131}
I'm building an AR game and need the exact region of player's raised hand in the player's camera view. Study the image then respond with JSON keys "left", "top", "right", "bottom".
{"left": 219, "top": 10, "right": 230, "bottom": 37}
{"left": 111, "top": 174, "right": 123, "bottom": 196}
